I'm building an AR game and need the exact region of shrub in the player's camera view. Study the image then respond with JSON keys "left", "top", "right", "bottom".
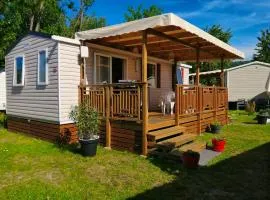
{"left": 69, "top": 103, "right": 99, "bottom": 140}
{"left": 258, "top": 108, "right": 270, "bottom": 117}
{"left": 245, "top": 101, "right": 256, "bottom": 115}
{"left": 0, "top": 113, "right": 7, "bottom": 128}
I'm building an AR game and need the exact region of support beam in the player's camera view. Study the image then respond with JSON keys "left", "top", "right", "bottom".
{"left": 220, "top": 56, "right": 225, "bottom": 87}
{"left": 195, "top": 48, "right": 200, "bottom": 85}
{"left": 105, "top": 86, "right": 111, "bottom": 149}
{"left": 142, "top": 31, "right": 148, "bottom": 156}
{"left": 147, "top": 28, "right": 197, "bottom": 49}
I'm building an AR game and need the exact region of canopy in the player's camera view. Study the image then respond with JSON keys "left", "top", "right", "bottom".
{"left": 76, "top": 13, "right": 244, "bottom": 61}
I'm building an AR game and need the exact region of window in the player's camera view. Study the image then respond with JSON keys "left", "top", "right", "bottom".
{"left": 38, "top": 50, "right": 48, "bottom": 85}
{"left": 13, "top": 56, "right": 25, "bottom": 86}
{"left": 147, "top": 63, "right": 156, "bottom": 88}
{"left": 95, "top": 54, "right": 111, "bottom": 83}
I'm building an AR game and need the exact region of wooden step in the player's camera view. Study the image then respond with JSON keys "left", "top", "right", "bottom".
{"left": 147, "top": 126, "right": 186, "bottom": 141}
{"left": 148, "top": 120, "right": 175, "bottom": 131}
{"left": 156, "top": 134, "right": 197, "bottom": 149}
{"left": 178, "top": 141, "right": 206, "bottom": 153}
{"left": 169, "top": 141, "right": 206, "bottom": 158}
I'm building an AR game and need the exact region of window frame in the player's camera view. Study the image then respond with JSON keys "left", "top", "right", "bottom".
{"left": 93, "top": 52, "right": 128, "bottom": 84}
{"left": 13, "top": 55, "right": 25, "bottom": 87}
{"left": 147, "top": 62, "right": 157, "bottom": 88}
{"left": 94, "top": 53, "right": 112, "bottom": 84}
{"left": 37, "top": 49, "right": 49, "bottom": 85}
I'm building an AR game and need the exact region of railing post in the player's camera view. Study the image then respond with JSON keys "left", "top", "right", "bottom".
{"left": 225, "top": 88, "right": 229, "bottom": 124}
{"left": 197, "top": 86, "right": 202, "bottom": 135}
{"left": 175, "top": 85, "right": 180, "bottom": 126}
{"left": 137, "top": 85, "right": 141, "bottom": 121}
{"left": 105, "top": 86, "right": 111, "bottom": 149}
{"left": 78, "top": 85, "right": 83, "bottom": 104}
{"left": 213, "top": 87, "right": 217, "bottom": 121}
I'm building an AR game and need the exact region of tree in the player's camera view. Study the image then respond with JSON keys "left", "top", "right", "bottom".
{"left": 205, "top": 25, "right": 232, "bottom": 43}
{"left": 188, "top": 25, "right": 233, "bottom": 85}
{"left": 0, "top": 0, "right": 67, "bottom": 68}
{"left": 0, "top": 0, "right": 106, "bottom": 68}
{"left": 254, "top": 28, "right": 270, "bottom": 63}
{"left": 66, "top": 0, "right": 106, "bottom": 37}
{"left": 124, "top": 4, "right": 163, "bottom": 22}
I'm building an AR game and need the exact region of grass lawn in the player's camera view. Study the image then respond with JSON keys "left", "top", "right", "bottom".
{"left": 0, "top": 111, "right": 269, "bottom": 200}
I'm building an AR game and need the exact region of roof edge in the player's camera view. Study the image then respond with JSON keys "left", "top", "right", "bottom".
{"left": 189, "top": 61, "right": 270, "bottom": 76}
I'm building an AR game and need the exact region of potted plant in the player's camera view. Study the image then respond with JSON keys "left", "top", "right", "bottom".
{"left": 182, "top": 150, "right": 200, "bottom": 169}
{"left": 209, "top": 120, "right": 222, "bottom": 134}
{"left": 257, "top": 109, "right": 270, "bottom": 125}
{"left": 69, "top": 103, "right": 100, "bottom": 157}
{"left": 212, "top": 137, "right": 226, "bottom": 152}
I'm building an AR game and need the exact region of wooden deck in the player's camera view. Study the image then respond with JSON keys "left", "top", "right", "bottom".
{"left": 80, "top": 84, "right": 228, "bottom": 155}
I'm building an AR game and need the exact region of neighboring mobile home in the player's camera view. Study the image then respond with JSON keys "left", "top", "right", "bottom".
{"left": 5, "top": 13, "right": 244, "bottom": 155}
{"left": 0, "top": 70, "right": 6, "bottom": 111}
{"left": 189, "top": 61, "right": 270, "bottom": 107}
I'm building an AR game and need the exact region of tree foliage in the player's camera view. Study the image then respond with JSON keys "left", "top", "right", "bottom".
{"left": 254, "top": 28, "right": 270, "bottom": 63}
{"left": 205, "top": 25, "right": 232, "bottom": 43}
{"left": 124, "top": 4, "right": 162, "bottom": 22}
{"left": 189, "top": 25, "right": 233, "bottom": 85}
{"left": 0, "top": 0, "right": 106, "bottom": 68}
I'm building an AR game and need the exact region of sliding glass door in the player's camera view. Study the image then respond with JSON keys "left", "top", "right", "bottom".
{"left": 95, "top": 54, "right": 125, "bottom": 84}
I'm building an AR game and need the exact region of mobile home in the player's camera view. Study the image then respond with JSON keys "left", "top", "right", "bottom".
{"left": 5, "top": 13, "right": 244, "bottom": 155}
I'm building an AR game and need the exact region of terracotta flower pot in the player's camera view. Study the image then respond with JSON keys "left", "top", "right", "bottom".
{"left": 212, "top": 138, "right": 226, "bottom": 152}
{"left": 182, "top": 151, "right": 200, "bottom": 168}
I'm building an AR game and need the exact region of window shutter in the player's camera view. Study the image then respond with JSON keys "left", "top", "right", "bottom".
{"left": 157, "top": 63, "right": 161, "bottom": 88}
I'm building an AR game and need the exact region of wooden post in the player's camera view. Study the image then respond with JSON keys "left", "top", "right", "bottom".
{"left": 78, "top": 86, "right": 82, "bottom": 104}
{"left": 137, "top": 85, "right": 141, "bottom": 121}
{"left": 220, "top": 56, "right": 225, "bottom": 87}
{"left": 105, "top": 86, "right": 111, "bottom": 149}
{"left": 142, "top": 31, "right": 148, "bottom": 156}
{"left": 197, "top": 86, "right": 202, "bottom": 135}
{"left": 195, "top": 48, "right": 200, "bottom": 85}
{"left": 213, "top": 87, "right": 217, "bottom": 121}
{"left": 175, "top": 85, "right": 180, "bottom": 126}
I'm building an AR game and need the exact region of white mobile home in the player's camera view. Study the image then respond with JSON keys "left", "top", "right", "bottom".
{"left": 5, "top": 14, "right": 244, "bottom": 153}
{"left": 5, "top": 32, "right": 81, "bottom": 140}
{"left": 190, "top": 61, "right": 270, "bottom": 104}
{"left": 0, "top": 70, "right": 6, "bottom": 110}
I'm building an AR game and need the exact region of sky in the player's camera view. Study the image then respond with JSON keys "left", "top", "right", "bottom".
{"left": 85, "top": 0, "right": 270, "bottom": 60}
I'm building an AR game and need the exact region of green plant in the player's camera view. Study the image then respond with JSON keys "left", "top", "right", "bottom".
{"left": 245, "top": 101, "right": 256, "bottom": 115}
{"left": 258, "top": 108, "right": 270, "bottom": 117}
{"left": 69, "top": 103, "right": 99, "bottom": 140}
{"left": 0, "top": 113, "right": 7, "bottom": 128}
{"left": 211, "top": 120, "right": 221, "bottom": 127}
{"left": 212, "top": 136, "right": 226, "bottom": 141}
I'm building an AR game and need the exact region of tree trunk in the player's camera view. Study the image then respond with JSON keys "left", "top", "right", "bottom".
{"left": 29, "top": 15, "right": 34, "bottom": 31}
{"left": 34, "top": 0, "right": 45, "bottom": 32}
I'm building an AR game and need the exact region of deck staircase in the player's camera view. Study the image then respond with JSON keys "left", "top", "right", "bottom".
{"left": 147, "top": 123, "right": 206, "bottom": 160}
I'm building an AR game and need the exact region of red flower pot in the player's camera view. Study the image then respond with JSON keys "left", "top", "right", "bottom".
{"left": 212, "top": 138, "right": 226, "bottom": 152}
{"left": 182, "top": 152, "right": 200, "bottom": 168}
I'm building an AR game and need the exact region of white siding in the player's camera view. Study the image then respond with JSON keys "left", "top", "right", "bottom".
{"left": 227, "top": 63, "right": 270, "bottom": 101}
{"left": 58, "top": 42, "right": 80, "bottom": 124}
{"left": 0, "top": 71, "right": 6, "bottom": 110}
{"left": 5, "top": 34, "right": 59, "bottom": 122}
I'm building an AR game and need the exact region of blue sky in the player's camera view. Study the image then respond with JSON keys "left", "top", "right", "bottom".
{"left": 86, "top": 0, "right": 270, "bottom": 60}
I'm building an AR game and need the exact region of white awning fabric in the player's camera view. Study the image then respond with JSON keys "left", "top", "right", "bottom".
{"left": 75, "top": 13, "right": 244, "bottom": 61}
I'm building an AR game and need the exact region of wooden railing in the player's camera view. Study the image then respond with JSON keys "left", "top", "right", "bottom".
{"left": 175, "top": 85, "right": 228, "bottom": 122}
{"left": 79, "top": 83, "right": 144, "bottom": 121}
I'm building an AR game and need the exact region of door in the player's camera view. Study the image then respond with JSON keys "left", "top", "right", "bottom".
{"left": 112, "top": 57, "right": 124, "bottom": 83}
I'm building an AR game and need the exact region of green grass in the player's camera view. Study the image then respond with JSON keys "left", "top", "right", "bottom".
{"left": 0, "top": 111, "right": 269, "bottom": 200}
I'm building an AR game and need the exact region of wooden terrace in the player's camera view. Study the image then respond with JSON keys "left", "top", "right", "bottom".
{"left": 76, "top": 14, "right": 243, "bottom": 155}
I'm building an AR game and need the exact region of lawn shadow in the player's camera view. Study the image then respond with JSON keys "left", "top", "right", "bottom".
{"left": 128, "top": 142, "right": 270, "bottom": 200}
{"left": 242, "top": 121, "right": 258, "bottom": 125}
